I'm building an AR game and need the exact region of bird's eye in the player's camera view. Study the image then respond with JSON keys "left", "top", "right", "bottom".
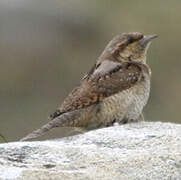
{"left": 129, "top": 39, "right": 134, "bottom": 44}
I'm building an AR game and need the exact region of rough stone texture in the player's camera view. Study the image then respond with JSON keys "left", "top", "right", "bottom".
{"left": 0, "top": 122, "right": 181, "bottom": 180}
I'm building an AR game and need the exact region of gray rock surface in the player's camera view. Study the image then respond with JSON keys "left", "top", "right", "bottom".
{"left": 0, "top": 122, "right": 181, "bottom": 180}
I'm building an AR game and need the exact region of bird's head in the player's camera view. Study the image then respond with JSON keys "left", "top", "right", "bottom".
{"left": 100, "top": 32, "right": 157, "bottom": 63}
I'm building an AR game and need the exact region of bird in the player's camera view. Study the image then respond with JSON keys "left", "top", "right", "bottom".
{"left": 20, "top": 32, "right": 157, "bottom": 141}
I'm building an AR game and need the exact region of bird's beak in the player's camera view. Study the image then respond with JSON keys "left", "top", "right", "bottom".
{"left": 139, "top": 34, "right": 158, "bottom": 48}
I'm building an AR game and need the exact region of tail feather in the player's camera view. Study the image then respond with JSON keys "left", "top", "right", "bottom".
{"left": 20, "top": 110, "right": 81, "bottom": 141}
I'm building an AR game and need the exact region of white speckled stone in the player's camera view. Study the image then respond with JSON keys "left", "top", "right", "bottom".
{"left": 0, "top": 122, "right": 181, "bottom": 180}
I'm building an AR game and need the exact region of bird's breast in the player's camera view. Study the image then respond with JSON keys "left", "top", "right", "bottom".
{"left": 99, "top": 73, "right": 151, "bottom": 124}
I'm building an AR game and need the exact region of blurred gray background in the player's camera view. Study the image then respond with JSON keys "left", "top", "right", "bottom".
{"left": 0, "top": 0, "right": 181, "bottom": 142}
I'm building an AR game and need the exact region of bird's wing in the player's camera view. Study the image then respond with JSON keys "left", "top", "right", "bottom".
{"left": 50, "top": 61, "right": 149, "bottom": 119}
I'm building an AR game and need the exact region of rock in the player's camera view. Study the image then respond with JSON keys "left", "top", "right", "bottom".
{"left": 0, "top": 122, "right": 181, "bottom": 180}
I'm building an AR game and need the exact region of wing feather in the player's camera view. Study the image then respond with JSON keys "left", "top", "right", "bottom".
{"left": 50, "top": 62, "right": 148, "bottom": 119}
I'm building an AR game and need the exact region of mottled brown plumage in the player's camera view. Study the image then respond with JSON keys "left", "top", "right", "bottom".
{"left": 51, "top": 62, "right": 145, "bottom": 116}
{"left": 21, "top": 32, "right": 157, "bottom": 141}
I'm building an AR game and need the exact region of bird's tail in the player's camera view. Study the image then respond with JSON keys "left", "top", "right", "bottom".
{"left": 20, "top": 110, "right": 81, "bottom": 141}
